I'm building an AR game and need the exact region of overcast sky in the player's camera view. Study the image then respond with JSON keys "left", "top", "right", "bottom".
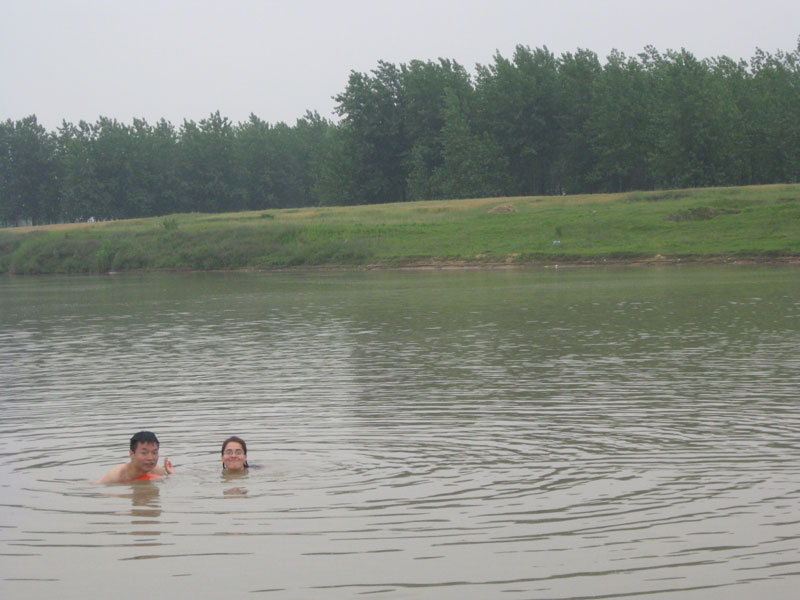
{"left": 2, "top": 0, "right": 798, "bottom": 130}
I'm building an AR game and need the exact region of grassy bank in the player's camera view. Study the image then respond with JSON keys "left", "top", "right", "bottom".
{"left": 1, "top": 184, "right": 799, "bottom": 274}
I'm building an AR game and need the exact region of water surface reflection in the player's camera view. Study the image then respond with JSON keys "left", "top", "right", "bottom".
{"left": 1, "top": 267, "right": 798, "bottom": 598}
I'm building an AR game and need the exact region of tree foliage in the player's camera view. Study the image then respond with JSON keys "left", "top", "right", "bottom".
{"left": 2, "top": 40, "right": 799, "bottom": 225}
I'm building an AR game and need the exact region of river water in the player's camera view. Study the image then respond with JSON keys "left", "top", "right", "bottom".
{"left": 1, "top": 266, "right": 798, "bottom": 599}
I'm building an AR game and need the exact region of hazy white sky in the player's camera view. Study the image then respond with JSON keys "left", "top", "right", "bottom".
{"left": 2, "top": 0, "right": 798, "bottom": 130}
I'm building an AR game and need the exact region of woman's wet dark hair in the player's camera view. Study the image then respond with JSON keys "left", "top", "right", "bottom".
{"left": 221, "top": 436, "right": 249, "bottom": 468}
{"left": 130, "top": 431, "right": 159, "bottom": 452}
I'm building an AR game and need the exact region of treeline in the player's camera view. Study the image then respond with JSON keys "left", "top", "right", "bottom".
{"left": 2, "top": 42, "right": 799, "bottom": 226}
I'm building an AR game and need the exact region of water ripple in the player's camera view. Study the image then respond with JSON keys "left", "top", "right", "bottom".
{"left": 1, "top": 268, "right": 799, "bottom": 599}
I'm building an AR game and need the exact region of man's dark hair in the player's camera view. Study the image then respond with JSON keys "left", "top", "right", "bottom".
{"left": 130, "top": 431, "right": 159, "bottom": 452}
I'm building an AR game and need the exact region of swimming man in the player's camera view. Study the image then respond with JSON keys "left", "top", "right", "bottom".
{"left": 98, "top": 431, "right": 175, "bottom": 483}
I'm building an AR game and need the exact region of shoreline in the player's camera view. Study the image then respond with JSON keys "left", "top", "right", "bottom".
{"left": 4, "top": 253, "right": 800, "bottom": 277}
{"left": 96, "top": 254, "right": 800, "bottom": 277}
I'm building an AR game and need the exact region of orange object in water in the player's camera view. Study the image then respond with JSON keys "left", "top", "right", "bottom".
{"left": 134, "top": 473, "right": 161, "bottom": 481}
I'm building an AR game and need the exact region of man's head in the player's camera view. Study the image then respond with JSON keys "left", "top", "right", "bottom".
{"left": 129, "top": 431, "right": 160, "bottom": 473}
{"left": 130, "top": 431, "right": 159, "bottom": 452}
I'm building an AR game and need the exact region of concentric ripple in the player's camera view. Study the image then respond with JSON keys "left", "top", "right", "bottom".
{"left": 1, "top": 267, "right": 799, "bottom": 599}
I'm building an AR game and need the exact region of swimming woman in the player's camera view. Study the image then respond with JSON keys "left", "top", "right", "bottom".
{"left": 221, "top": 436, "right": 249, "bottom": 471}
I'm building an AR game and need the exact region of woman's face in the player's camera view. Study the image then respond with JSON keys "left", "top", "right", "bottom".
{"left": 221, "top": 441, "right": 247, "bottom": 470}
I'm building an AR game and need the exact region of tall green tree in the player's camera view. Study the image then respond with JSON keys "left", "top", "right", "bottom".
{"left": 707, "top": 55, "right": 752, "bottom": 185}
{"left": 55, "top": 120, "right": 98, "bottom": 222}
{"left": 55, "top": 117, "right": 180, "bottom": 221}
{"left": 745, "top": 43, "right": 800, "bottom": 183}
{"left": 588, "top": 50, "right": 654, "bottom": 192}
{"left": 269, "top": 113, "right": 328, "bottom": 208}
{"left": 401, "top": 59, "right": 472, "bottom": 200}
{"left": 178, "top": 111, "right": 243, "bottom": 213}
{"left": 313, "top": 123, "right": 363, "bottom": 206}
{"left": 128, "top": 118, "right": 181, "bottom": 217}
{"left": 331, "top": 61, "right": 408, "bottom": 204}
{"left": 235, "top": 114, "right": 276, "bottom": 209}
{"left": 235, "top": 111, "right": 330, "bottom": 209}
{"left": 415, "top": 88, "right": 509, "bottom": 200}
{"left": 646, "top": 49, "right": 747, "bottom": 188}
{"left": 474, "top": 45, "right": 560, "bottom": 195}
{"left": 0, "top": 116, "right": 58, "bottom": 225}
{"left": 554, "top": 49, "right": 602, "bottom": 193}
{"left": 88, "top": 117, "right": 138, "bottom": 219}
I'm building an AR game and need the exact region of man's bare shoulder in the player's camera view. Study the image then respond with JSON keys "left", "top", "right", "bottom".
{"left": 97, "top": 463, "right": 130, "bottom": 484}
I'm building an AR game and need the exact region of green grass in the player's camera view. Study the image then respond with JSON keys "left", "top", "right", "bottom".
{"left": 1, "top": 183, "right": 799, "bottom": 274}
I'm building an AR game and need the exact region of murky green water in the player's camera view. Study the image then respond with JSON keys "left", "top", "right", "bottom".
{"left": 1, "top": 266, "right": 799, "bottom": 599}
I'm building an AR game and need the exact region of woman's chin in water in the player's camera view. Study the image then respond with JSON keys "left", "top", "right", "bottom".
{"left": 223, "top": 468, "right": 248, "bottom": 480}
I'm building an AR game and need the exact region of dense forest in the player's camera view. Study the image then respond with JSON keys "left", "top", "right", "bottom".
{"left": 2, "top": 42, "right": 799, "bottom": 226}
